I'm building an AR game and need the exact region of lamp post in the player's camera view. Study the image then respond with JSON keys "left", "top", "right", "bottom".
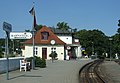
{"left": 92, "top": 42, "right": 94, "bottom": 55}
{"left": 109, "top": 38, "right": 112, "bottom": 61}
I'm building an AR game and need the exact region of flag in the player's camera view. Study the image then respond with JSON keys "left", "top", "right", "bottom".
{"left": 29, "top": 7, "right": 37, "bottom": 29}
{"left": 33, "top": 15, "right": 36, "bottom": 29}
{"left": 29, "top": 7, "right": 34, "bottom": 16}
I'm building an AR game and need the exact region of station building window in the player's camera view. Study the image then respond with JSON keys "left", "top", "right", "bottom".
{"left": 41, "top": 32, "right": 49, "bottom": 40}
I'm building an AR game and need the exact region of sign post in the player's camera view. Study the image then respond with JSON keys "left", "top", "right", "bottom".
{"left": 3, "top": 22, "right": 12, "bottom": 80}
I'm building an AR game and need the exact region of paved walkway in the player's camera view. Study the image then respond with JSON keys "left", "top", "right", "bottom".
{"left": 0, "top": 59, "right": 92, "bottom": 83}
{"left": 101, "top": 61, "right": 120, "bottom": 83}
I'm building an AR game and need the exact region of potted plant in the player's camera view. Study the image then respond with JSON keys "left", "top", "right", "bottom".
{"left": 49, "top": 51, "right": 58, "bottom": 62}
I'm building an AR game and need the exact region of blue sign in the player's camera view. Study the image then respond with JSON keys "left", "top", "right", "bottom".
{"left": 3, "top": 22, "right": 12, "bottom": 33}
{"left": 81, "top": 47, "right": 85, "bottom": 51}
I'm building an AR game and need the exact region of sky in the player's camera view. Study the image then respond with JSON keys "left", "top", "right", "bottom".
{"left": 0, "top": 0, "right": 120, "bottom": 38}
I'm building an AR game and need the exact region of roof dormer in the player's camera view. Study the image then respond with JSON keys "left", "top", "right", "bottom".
{"left": 41, "top": 31, "right": 49, "bottom": 40}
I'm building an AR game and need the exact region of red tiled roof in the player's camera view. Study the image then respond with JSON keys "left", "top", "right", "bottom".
{"left": 23, "top": 26, "right": 65, "bottom": 45}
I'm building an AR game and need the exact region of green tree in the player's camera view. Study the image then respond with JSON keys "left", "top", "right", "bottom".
{"left": 0, "top": 38, "right": 5, "bottom": 57}
{"left": 49, "top": 52, "right": 58, "bottom": 62}
{"left": 25, "top": 29, "right": 31, "bottom": 32}
{"left": 112, "top": 28, "right": 120, "bottom": 58}
{"left": 35, "top": 25, "right": 42, "bottom": 31}
{"left": 25, "top": 24, "right": 42, "bottom": 32}
{"left": 75, "top": 29, "right": 108, "bottom": 58}
{"left": 117, "top": 28, "right": 120, "bottom": 34}
{"left": 57, "top": 22, "right": 70, "bottom": 31}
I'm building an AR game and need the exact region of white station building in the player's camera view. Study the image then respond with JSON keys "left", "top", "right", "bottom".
{"left": 22, "top": 26, "right": 82, "bottom": 60}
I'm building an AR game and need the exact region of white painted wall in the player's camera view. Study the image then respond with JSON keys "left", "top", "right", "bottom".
{"left": 24, "top": 45, "right": 65, "bottom": 60}
{"left": 25, "top": 46, "right": 33, "bottom": 57}
{"left": 21, "top": 49, "right": 25, "bottom": 57}
{"left": 77, "top": 46, "right": 82, "bottom": 58}
{"left": 58, "top": 36, "right": 72, "bottom": 44}
{"left": 55, "top": 46, "right": 64, "bottom": 60}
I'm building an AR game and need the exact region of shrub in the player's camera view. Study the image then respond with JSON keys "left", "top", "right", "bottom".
{"left": 9, "top": 54, "right": 15, "bottom": 57}
{"left": 29, "top": 56, "right": 46, "bottom": 68}
{"left": 49, "top": 52, "right": 58, "bottom": 59}
{"left": 0, "top": 54, "right": 3, "bottom": 58}
{"left": 39, "top": 58, "right": 46, "bottom": 68}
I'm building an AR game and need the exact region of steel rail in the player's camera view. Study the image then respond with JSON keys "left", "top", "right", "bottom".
{"left": 79, "top": 60, "right": 106, "bottom": 83}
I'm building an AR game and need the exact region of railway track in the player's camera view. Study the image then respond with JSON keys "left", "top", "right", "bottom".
{"left": 79, "top": 60, "right": 107, "bottom": 83}
{"left": 114, "top": 59, "right": 120, "bottom": 65}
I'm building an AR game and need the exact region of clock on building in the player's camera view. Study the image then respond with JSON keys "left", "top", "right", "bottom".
{"left": 50, "top": 39, "right": 55, "bottom": 45}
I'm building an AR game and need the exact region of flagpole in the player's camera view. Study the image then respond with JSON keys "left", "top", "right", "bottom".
{"left": 32, "top": 27, "right": 35, "bottom": 70}
{"left": 32, "top": 2, "right": 35, "bottom": 70}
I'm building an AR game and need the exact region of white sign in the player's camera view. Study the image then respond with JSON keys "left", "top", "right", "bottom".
{"left": 10, "top": 32, "right": 32, "bottom": 39}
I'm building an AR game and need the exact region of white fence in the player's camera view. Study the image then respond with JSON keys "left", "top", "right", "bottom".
{"left": 0, "top": 57, "right": 24, "bottom": 73}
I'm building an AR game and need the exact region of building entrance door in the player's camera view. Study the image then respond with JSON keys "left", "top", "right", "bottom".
{"left": 42, "top": 48, "right": 47, "bottom": 59}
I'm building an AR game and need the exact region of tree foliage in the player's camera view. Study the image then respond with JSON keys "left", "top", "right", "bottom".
{"left": 25, "top": 24, "right": 42, "bottom": 32}
{"left": 112, "top": 30, "right": 120, "bottom": 58}
{"left": 35, "top": 25, "right": 42, "bottom": 31}
{"left": 75, "top": 29, "right": 109, "bottom": 57}
{"left": 57, "top": 22, "right": 70, "bottom": 31}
